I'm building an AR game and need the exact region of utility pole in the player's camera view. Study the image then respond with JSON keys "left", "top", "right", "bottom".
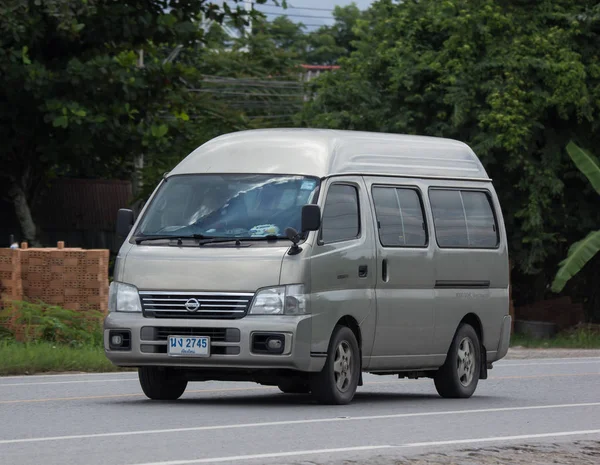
{"left": 237, "top": 0, "right": 253, "bottom": 53}
{"left": 244, "top": 0, "right": 253, "bottom": 37}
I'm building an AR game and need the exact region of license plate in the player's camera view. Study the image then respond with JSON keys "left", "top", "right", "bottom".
{"left": 167, "top": 336, "right": 210, "bottom": 357}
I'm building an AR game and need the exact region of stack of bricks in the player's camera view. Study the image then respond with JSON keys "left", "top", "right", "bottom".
{"left": 0, "top": 249, "right": 23, "bottom": 310}
{"left": 0, "top": 243, "right": 109, "bottom": 315}
{"left": 62, "top": 249, "right": 109, "bottom": 313}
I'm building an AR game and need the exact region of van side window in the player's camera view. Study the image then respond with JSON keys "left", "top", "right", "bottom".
{"left": 372, "top": 187, "right": 427, "bottom": 247}
{"left": 320, "top": 184, "right": 360, "bottom": 243}
{"left": 462, "top": 191, "right": 499, "bottom": 247}
{"left": 429, "top": 189, "right": 499, "bottom": 248}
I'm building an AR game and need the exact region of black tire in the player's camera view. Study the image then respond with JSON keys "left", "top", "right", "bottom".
{"left": 277, "top": 379, "right": 311, "bottom": 394}
{"left": 434, "top": 323, "right": 481, "bottom": 398}
{"left": 138, "top": 367, "right": 188, "bottom": 400}
{"left": 310, "top": 325, "right": 360, "bottom": 405}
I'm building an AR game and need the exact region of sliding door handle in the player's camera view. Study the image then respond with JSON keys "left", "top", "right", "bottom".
{"left": 358, "top": 265, "right": 368, "bottom": 278}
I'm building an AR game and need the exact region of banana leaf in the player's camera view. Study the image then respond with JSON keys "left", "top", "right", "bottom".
{"left": 551, "top": 229, "right": 600, "bottom": 293}
{"left": 566, "top": 141, "right": 600, "bottom": 195}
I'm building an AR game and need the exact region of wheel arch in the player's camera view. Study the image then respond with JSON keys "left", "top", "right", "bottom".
{"left": 335, "top": 315, "right": 362, "bottom": 349}
{"left": 459, "top": 313, "right": 484, "bottom": 348}
{"left": 334, "top": 315, "right": 363, "bottom": 385}
{"left": 458, "top": 312, "right": 487, "bottom": 380}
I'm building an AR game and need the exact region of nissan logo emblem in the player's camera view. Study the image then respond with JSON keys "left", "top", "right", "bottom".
{"left": 185, "top": 298, "right": 201, "bottom": 312}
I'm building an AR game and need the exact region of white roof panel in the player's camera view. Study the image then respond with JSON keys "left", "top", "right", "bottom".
{"left": 168, "top": 129, "right": 489, "bottom": 180}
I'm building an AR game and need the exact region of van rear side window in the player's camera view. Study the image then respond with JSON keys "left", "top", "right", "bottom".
{"left": 429, "top": 189, "right": 499, "bottom": 249}
{"left": 372, "top": 187, "right": 427, "bottom": 247}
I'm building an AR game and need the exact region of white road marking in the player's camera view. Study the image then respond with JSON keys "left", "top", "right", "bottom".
{"left": 125, "top": 446, "right": 395, "bottom": 465}
{"left": 499, "top": 356, "right": 600, "bottom": 362}
{"left": 494, "top": 359, "right": 600, "bottom": 367}
{"left": 2, "top": 401, "right": 600, "bottom": 445}
{"left": 0, "top": 371, "right": 134, "bottom": 380}
{"left": 397, "top": 429, "right": 600, "bottom": 448}
{"left": 123, "top": 429, "right": 600, "bottom": 465}
{"left": 0, "top": 378, "right": 138, "bottom": 387}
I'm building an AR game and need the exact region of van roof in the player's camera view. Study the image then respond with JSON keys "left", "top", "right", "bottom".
{"left": 168, "top": 128, "right": 490, "bottom": 181}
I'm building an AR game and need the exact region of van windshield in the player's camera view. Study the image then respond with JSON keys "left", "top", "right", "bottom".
{"left": 135, "top": 174, "right": 320, "bottom": 240}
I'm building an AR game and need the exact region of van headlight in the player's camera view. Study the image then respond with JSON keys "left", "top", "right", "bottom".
{"left": 108, "top": 282, "right": 142, "bottom": 313}
{"left": 248, "top": 285, "right": 307, "bottom": 315}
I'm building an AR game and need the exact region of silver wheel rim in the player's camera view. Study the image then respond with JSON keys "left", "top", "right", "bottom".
{"left": 457, "top": 337, "right": 475, "bottom": 387}
{"left": 333, "top": 341, "right": 353, "bottom": 392}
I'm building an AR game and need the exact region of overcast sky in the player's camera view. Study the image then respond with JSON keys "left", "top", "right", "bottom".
{"left": 251, "top": 0, "right": 374, "bottom": 31}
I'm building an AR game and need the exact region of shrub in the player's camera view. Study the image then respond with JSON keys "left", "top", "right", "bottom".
{"left": 0, "top": 300, "right": 104, "bottom": 347}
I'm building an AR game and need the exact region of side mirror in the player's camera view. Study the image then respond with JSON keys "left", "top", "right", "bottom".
{"left": 301, "top": 204, "right": 321, "bottom": 232}
{"left": 116, "top": 209, "right": 135, "bottom": 238}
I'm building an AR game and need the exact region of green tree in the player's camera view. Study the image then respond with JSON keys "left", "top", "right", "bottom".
{"left": 551, "top": 142, "right": 600, "bottom": 293}
{"left": 185, "top": 15, "right": 305, "bottom": 130}
{"left": 0, "top": 0, "right": 267, "bottom": 245}
{"left": 232, "top": 16, "right": 304, "bottom": 76}
{"left": 259, "top": 15, "right": 308, "bottom": 57}
{"left": 305, "top": 4, "right": 366, "bottom": 65}
{"left": 299, "top": 0, "right": 600, "bottom": 317}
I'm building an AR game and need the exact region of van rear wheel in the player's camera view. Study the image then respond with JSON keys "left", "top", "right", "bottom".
{"left": 310, "top": 325, "right": 360, "bottom": 405}
{"left": 434, "top": 323, "right": 481, "bottom": 398}
{"left": 138, "top": 367, "right": 188, "bottom": 400}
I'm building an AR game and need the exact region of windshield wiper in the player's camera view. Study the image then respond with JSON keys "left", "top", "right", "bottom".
{"left": 134, "top": 234, "right": 211, "bottom": 245}
{"left": 197, "top": 234, "right": 285, "bottom": 246}
{"left": 197, "top": 237, "right": 243, "bottom": 246}
{"left": 135, "top": 234, "right": 282, "bottom": 246}
{"left": 244, "top": 235, "right": 281, "bottom": 241}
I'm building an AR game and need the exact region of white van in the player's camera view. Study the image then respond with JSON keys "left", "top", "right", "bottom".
{"left": 104, "top": 129, "right": 511, "bottom": 405}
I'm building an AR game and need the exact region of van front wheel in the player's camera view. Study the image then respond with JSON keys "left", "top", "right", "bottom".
{"left": 434, "top": 323, "right": 481, "bottom": 398}
{"left": 138, "top": 367, "right": 188, "bottom": 400}
{"left": 310, "top": 325, "right": 360, "bottom": 405}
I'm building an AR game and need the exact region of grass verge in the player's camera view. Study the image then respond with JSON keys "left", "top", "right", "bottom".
{"left": 510, "top": 327, "right": 600, "bottom": 349}
{"left": 0, "top": 341, "right": 130, "bottom": 376}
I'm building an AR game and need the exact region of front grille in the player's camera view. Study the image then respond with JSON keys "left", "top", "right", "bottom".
{"left": 140, "top": 326, "right": 240, "bottom": 342}
{"left": 140, "top": 292, "right": 253, "bottom": 319}
{"left": 155, "top": 327, "right": 228, "bottom": 341}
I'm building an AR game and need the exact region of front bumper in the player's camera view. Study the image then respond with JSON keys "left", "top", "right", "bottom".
{"left": 103, "top": 312, "right": 324, "bottom": 372}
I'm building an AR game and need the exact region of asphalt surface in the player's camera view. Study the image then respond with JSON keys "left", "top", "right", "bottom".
{"left": 2, "top": 354, "right": 600, "bottom": 465}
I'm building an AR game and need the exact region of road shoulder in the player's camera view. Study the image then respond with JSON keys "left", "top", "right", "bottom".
{"left": 347, "top": 440, "right": 600, "bottom": 465}
{"left": 505, "top": 347, "right": 600, "bottom": 359}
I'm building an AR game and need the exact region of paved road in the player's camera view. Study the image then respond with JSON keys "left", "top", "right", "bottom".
{"left": 1, "top": 355, "right": 600, "bottom": 465}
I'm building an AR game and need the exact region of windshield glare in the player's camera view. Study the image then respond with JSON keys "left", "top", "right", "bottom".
{"left": 136, "top": 174, "right": 320, "bottom": 239}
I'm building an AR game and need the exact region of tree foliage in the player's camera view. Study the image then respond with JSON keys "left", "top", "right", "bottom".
{"left": 136, "top": 15, "right": 309, "bottom": 198}
{"left": 551, "top": 142, "right": 600, "bottom": 294}
{"left": 200, "top": 16, "right": 304, "bottom": 77}
{"left": 304, "top": 4, "right": 367, "bottom": 65}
